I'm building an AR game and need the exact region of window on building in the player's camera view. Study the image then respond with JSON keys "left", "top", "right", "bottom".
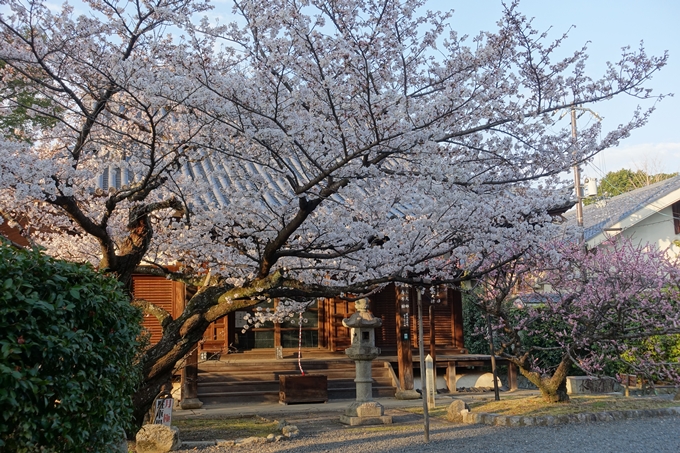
{"left": 673, "top": 201, "right": 680, "bottom": 235}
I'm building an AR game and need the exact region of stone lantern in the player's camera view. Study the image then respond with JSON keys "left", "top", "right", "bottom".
{"left": 339, "top": 298, "right": 393, "bottom": 426}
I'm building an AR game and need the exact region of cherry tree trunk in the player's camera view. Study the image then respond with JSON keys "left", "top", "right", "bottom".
{"left": 130, "top": 286, "right": 247, "bottom": 427}
{"left": 517, "top": 356, "right": 572, "bottom": 403}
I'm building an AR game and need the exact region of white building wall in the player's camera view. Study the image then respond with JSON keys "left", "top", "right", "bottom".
{"left": 620, "top": 205, "right": 680, "bottom": 258}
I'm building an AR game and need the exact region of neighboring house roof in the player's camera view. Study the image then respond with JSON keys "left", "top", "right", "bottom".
{"left": 513, "top": 292, "right": 561, "bottom": 308}
{"left": 562, "top": 175, "right": 680, "bottom": 246}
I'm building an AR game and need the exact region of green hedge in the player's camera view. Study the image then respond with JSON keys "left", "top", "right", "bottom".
{"left": 0, "top": 240, "right": 141, "bottom": 452}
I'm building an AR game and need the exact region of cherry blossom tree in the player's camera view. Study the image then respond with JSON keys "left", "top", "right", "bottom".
{"left": 0, "top": 0, "right": 668, "bottom": 420}
{"left": 471, "top": 239, "right": 680, "bottom": 402}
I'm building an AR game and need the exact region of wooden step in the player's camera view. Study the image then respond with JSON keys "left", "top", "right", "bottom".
{"left": 198, "top": 385, "right": 397, "bottom": 404}
{"left": 197, "top": 368, "right": 392, "bottom": 383}
{"left": 195, "top": 360, "right": 398, "bottom": 405}
{"left": 198, "top": 360, "right": 371, "bottom": 373}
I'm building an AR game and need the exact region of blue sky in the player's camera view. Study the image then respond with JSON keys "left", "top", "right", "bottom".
{"left": 424, "top": 0, "right": 680, "bottom": 179}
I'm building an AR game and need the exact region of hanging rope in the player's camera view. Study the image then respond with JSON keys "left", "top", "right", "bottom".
{"left": 297, "top": 311, "right": 305, "bottom": 375}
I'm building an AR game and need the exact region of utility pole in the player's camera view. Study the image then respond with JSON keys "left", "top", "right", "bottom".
{"left": 571, "top": 106, "right": 584, "bottom": 240}
{"left": 568, "top": 105, "right": 601, "bottom": 243}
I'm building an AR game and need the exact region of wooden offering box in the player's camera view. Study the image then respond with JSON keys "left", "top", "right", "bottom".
{"left": 279, "top": 375, "right": 328, "bottom": 404}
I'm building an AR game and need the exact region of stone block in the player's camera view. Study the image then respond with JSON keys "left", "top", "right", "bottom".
{"left": 356, "top": 402, "right": 384, "bottom": 417}
{"left": 467, "top": 412, "right": 482, "bottom": 425}
{"left": 339, "top": 415, "right": 393, "bottom": 426}
{"left": 494, "top": 416, "right": 507, "bottom": 426}
{"left": 595, "top": 412, "right": 614, "bottom": 422}
{"left": 235, "top": 437, "right": 267, "bottom": 446}
{"left": 181, "top": 441, "right": 215, "bottom": 448}
{"left": 520, "top": 416, "right": 534, "bottom": 426}
{"left": 566, "top": 376, "right": 619, "bottom": 394}
{"left": 282, "top": 425, "right": 300, "bottom": 438}
{"left": 344, "top": 401, "right": 385, "bottom": 417}
{"left": 135, "top": 425, "right": 181, "bottom": 453}
{"left": 446, "top": 400, "right": 470, "bottom": 423}
{"left": 276, "top": 419, "right": 288, "bottom": 430}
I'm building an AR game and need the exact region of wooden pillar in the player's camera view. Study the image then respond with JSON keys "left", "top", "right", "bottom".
{"left": 507, "top": 362, "right": 518, "bottom": 391}
{"left": 180, "top": 349, "right": 203, "bottom": 409}
{"left": 450, "top": 288, "right": 465, "bottom": 351}
{"left": 428, "top": 303, "right": 436, "bottom": 363}
{"left": 274, "top": 299, "right": 282, "bottom": 352}
{"left": 446, "top": 361, "right": 457, "bottom": 393}
{"left": 395, "top": 286, "right": 414, "bottom": 390}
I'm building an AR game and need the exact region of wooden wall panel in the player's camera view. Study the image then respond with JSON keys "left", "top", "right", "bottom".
{"left": 408, "top": 287, "right": 462, "bottom": 350}
{"left": 371, "top": 284, "right": 397, "bottom": 353}
{"left": 134, "top": 275, "right": 228, "bottom": 352}
{"left": 325, "top": 299, "right": 353, "bottom": 352}
{"left": 133, "top": 275, "right": 178, "bottom": 345}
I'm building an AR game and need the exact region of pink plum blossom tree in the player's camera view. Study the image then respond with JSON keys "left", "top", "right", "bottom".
{"left": 0, "top": 0, "right": 668, "bottom": 419}
{"left": 471, "top": 238, "right": 680, "bottom": 402}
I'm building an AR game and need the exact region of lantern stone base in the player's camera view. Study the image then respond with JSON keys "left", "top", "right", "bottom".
{"left": 395, "top": 389, "right": 421, "bottom": 400}
{"left": 179, "top": 398, "right": 203, "bottom": 410}
{"left": 339, "top": 401, "right": 393, "bottom": 426}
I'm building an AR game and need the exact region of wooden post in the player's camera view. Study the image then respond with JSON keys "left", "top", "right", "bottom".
{"left": 447, "top": 362, "right": 457, "bottom": 393}
{"left": 426, "top": 354, "right": 436, "bottom": 409}
{"left": 450, "top": 288, "right": 465, "bottom": 351}
{"left": 486, "top": 312, "right": 500, "bottom": 401}
{"left": 507, "top": 362, "right": 518, "bottom": 391}
{"left": 180, "top": 349, "right": 203, "bottom": 409}
{"left": 395, "top": 286, "right": 414, "bottom": 390}
{"left": 428, "top": 303, "right": 436, "bottom": 363}
{"left": 417, "top": 290, "right": 430, "bottom": 443}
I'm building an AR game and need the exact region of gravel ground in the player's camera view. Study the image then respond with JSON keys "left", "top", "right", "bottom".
{"left": 173, "top": 412, "right": 680, "bottom": 453}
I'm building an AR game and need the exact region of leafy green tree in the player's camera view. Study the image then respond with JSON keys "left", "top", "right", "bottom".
{"left": 0, "top": 240, "right": 142, "bottom": 452}
{"left": 0, "top": 62, "right": 60, "bottom": 142}
{"left": 584, "top": 168, "right": 677, "bottom": 205}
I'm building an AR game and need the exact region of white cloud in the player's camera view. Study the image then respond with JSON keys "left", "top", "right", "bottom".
{"left": 584, "top": 142, "right": 680, "bottom": 179}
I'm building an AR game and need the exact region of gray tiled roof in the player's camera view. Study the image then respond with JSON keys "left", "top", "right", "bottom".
{"left": 563, "top": 175, "right": 680, "bottom": 241}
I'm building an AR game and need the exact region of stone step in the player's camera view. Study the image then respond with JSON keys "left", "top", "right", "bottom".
{"left": 197, "top": 385, "right": 397, "bottom": 404}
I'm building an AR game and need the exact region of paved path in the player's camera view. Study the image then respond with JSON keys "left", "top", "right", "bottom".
{"left": 172, "top": 390, "right": 539, "bottom": 420}
{"left": 173, "top": 392, "right": 680, "bottom": 453}
{"left": 175, "top": 413, "right": 680, "bottom": 453}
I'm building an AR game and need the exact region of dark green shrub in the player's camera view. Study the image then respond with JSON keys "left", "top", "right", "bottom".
{"left": 0, "top": 240, "right": 142, "bottom": 452}
{"left": 462, "top": 293, "right": 492, "bottom": 355}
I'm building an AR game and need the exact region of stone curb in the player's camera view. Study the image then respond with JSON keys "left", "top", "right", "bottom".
{"left": 461, "top": 406, "right": 680, "bottom": 427}
{"left": 179, "top": 425, "right": 296, "bottom": 448}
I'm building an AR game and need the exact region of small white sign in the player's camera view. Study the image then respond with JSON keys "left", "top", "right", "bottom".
{"left": 153, "top": 397, "right": 174, "bottom": 426}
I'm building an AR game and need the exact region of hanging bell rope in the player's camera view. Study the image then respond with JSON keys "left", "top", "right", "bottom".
{"left": 297, "top": 311, "right": 305, "bottom": 375}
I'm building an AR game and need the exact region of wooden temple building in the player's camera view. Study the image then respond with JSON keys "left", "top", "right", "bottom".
{"left": 134, "top": 275, "right": 518, "bottom": 405}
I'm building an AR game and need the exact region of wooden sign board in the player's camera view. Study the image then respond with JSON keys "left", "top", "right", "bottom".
{"left": 153, "top": 397, "right": 174, "bottom": 426}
